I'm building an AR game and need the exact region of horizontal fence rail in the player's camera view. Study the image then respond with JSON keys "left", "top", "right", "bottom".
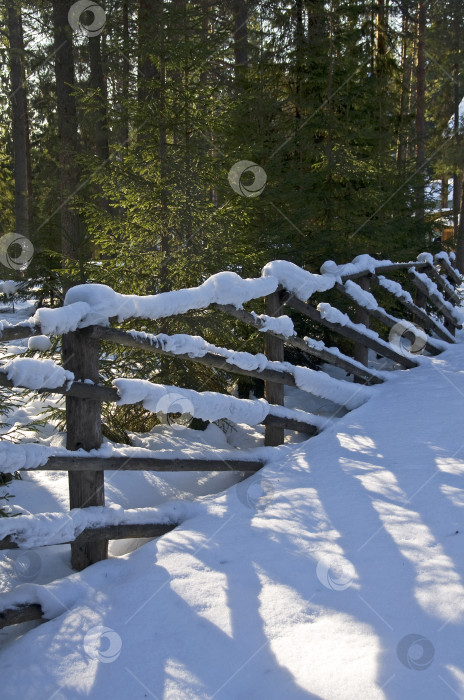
{"left": 17, "top": 456, "right": 266, "bottom": 473}
{"left": 0, "top": 522, "right": 178, "bottom": 551}
{"left": 0, "top": 605, "right": 44, "bottom": 631}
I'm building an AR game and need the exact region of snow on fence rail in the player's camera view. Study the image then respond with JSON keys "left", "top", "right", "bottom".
{"left": 0, "top": 250, "right": 461, "bottom": 628}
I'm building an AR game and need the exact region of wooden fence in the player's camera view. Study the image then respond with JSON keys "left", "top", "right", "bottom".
{"left": 0, "top": 251, "right": 461, "bottom": 630}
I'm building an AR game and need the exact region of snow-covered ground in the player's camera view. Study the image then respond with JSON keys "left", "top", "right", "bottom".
{"left": 1, "top": 293, "right": 464, "bottom": 698}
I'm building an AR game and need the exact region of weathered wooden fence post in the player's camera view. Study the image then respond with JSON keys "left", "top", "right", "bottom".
{"left": 264, "top": 290, "right": 285, "bottom": 446}
{"left": 353, "top": 276, "right": 370, "bottom": 380}
{"left": 62, "top": 327, "right": 107, "bottom": 570}
{"left": 440, "top": 262, "right": 459, "bottom": 337}
{"left": 413, "top": 286, "right": 427, "bottom": 327}
{"left": 444, "top": 316, "right": 456, "bottom": 337}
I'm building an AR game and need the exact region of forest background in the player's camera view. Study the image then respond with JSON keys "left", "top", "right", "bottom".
{"left": 1, "top": 0, "right": 464, "bottom": 435}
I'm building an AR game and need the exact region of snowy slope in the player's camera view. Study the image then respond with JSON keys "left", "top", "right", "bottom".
{"left": 1, "top": 340, "right": 464, "bottom": 698}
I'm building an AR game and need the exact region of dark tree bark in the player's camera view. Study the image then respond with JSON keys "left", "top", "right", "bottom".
{"left": 89, "top": 34, "right": 109, "bottom": 162}
{"left": 376, "top": 0, "right": 387, "bottom": 59}
{"left": 441, "top": 178, "right": 449, "bottom": 210}
{"left": 456, "top": 184, "right": 464, "bottom": 273}
{"left": 231, "top": 0, "right": 248, "bottom": 88}
{"left": 452, "top": 0, "right": 462, "bottom": 239}
{"left": 121, "top": 0, "right": 130, "bottom": 145}
{"left": 137, "top": 0, "right": 169, "bottom": 290}
{"left": 137, "top": 0, "right": 162, "bottom": 105}
{"left": 295, "top": 0, "right": 304, "bottom": 116}
{"left": 414, "top": 0, "right": 426, "bottom": 224}
{"left": 453, "top": 174, "right": 462, "bottom": 237}
{"left": 52, "top": 0, "right": 81, "bottom": 266}
{"left": 158, "top": 49, "right": 170, "bottom": 293}
{"left": 396, "top": 9, "right": 411, "bottom": 169}
{"left": 406, "top": 15, "right": 417, "bottom": 164}
{"left": 6, "top": 0, "right": 31, "bottom": 238}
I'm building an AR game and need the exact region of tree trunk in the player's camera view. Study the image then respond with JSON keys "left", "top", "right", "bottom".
{"left": 455, "top": 182, "right": 464, "bottom": 273}
{"left": 137, "top": 0, "right": 161, "bottom": 106}
{"left": 295, "top": 0, "right": 304, "bottom": 117}
{"left": 6, "top": 0, "right": 30, "bottom": 239}
{"left": 137, "top": 0, "right": 169, "bottom": 290}
{"left": 453, "top": 9, "right": 461, "bottom": 238}
{"left": 441, "top": 178, "right": 449, "bottom": 210}
{"left": 121, "top": 0, "right": 130, "bottom": 145}
{"left": 376, "top": 0, "right": 387, "bottom": 59}
{"left": 415, "top": 0, "right": 426, "bottom": 225}
{"left": 375, "top": 0, "right": 388, "bottom": 173}
{"left": 453, "top": 174, "right": 461, "bottom": 237}
{"left": 406, "top": 16, "right": 418, "bottom": 164}
{"left": 231, "top": 0, "right": 248, "bottom": 88}
{"left": 158, "top": 48, "right": 170, "bottom": 292}
{"left": 52, "top": 0, "right": 81, "bottom": 267}
{"left": 89, "top": 34, "right": 109, "bottom": 162}
{"left": 396, "top": 10, "right": 410, "bottom": 169}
